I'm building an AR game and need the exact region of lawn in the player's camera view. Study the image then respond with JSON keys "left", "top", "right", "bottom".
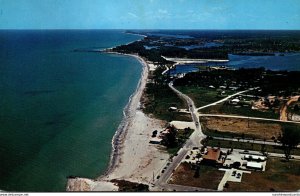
{"left": 225, "top": 158, "right": 300, "bottom": 192}
{"left": 200, "top": 103, "right": 280, "bottom": 119}
{"left": 142, "top": 83, "right": 192, "bottom": 122}
{"left": 169, "top": 162, "right": 225, "bottom": 190}
{"left": 175, "top": 86, "right": 230, "bottom": 108}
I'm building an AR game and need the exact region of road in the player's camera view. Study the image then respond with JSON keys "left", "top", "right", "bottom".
{"left": 280, "top": 95, "right": 300, "bottom": 121}
{"left": 197, "top": 88, "right": 256, "bottom": 111}
{"left": 198, "top": 113, "right": 300, "bottom": 124}
{"left": 153, "top": 82, "right": 206, "bottom": 191}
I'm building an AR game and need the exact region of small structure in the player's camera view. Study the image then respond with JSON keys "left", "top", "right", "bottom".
{"left": 168, "top": 107, "right": 178, "bottom": 111}
{"left": 244, "top": 154, "right": 266, "bottom": 162}
{"left": 230, "top": 98, "right": 240, "bottom": 105}
{"left": 202, "top": 147, "right": 224, "bottom": 165}
{"left": 149, "top": 137, "right": 162, "bottom": 144}
{"left": 246, "top": 162, "right": 263, "bottom": 170}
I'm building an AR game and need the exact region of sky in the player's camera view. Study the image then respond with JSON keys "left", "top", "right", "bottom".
{"left": 0, "top": 0, "right": 300, "bottom": 29}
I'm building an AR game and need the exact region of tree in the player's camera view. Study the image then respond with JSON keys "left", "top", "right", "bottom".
{"left": 194, "top": 165, "right": 200, "bottom": 178}
{"left": 161, "top": 126, "right": 177, "bottom": 148}
{"left": 294, "top": 104, "right": 299, "bottom": 112}
{"left": 232, "top": 162, "right": 241, "bottom": 169}
{"left": 278, "top": 125, "right": 300, "bottom": 161}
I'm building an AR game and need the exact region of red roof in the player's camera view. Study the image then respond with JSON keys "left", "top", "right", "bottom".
{"left": 203, "top": 148, "right": 221, "bottom": 161}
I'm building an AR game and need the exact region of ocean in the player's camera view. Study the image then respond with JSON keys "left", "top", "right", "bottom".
{"left": 0, "top": 30, "right": 143, "bottom": 191}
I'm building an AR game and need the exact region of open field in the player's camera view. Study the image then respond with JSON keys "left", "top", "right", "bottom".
{"left": 175, "top": 86, "right": 234, "bottom": 108}
{"left": 142, "top": 83, "right": 192, "bottom": 122}
{"left": 206, "top": 139, "right": 300, "bottom": 156}
{"left": 169, "top": 162, "right": 224, "bottom": 190}
{"left": 200, "top": 116, "right": 282, "bottom": 140}
{"left": 200, "top": 103, "right": 280, "bottom": 119}
{"left": 225, "top": 158, "right": 300, "bottom": 192}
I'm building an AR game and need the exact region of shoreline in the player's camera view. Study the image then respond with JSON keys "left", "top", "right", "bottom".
{"left": 67, "top": 50, "right": 170, "bottom": 191}
{"left": 98, "top": 51, "right": 149, "bottom": 178}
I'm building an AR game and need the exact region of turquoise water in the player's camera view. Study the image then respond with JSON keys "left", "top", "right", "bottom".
{"left": 0, "top": 30, "right": 142, "bottom": 191}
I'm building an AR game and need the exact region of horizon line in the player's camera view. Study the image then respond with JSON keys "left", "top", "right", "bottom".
{"left": 1, "top": 28, "right": 300, "bottom": 31}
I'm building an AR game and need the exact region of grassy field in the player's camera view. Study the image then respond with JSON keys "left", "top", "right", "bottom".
{"left": 200, "top": 103, "right": 280, "bottom": 119}
{"left": 206, "top": 139, "right": 300, "bottom": 155}
{"left": 175, "top": 86, "right": 233, "bottom": 108}
{"left": 142, "top": 83, "right": 192, "bottom": 122}
{"left": 169, "top": 162, "right": 225, "bottom": 190}
{"left": 225, "top": 158, "right": 300, "bottom": 191}
{"left": 200, "top": 116, "right": 283, "bottom": 140}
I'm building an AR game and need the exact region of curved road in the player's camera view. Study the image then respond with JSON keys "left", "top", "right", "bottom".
{"left": 153, "top": 82, "right": 206, "bottom": 191}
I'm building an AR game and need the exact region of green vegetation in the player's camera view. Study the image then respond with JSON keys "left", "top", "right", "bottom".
{"left": 278, "top": 124, "right": 300, "bottom": 160}
{"left": 205, "top": 138, "right": 300, "bottom": 156}
{"left": 175, "top": 86, "right": 229, "bottom": 108}
{"left": 200, "top": 103, "right": 280, "bottom": 119}
{"left": 202, "top": 128, "right": 256, "bottom": 140}
{"left": 163, "top": 127, "right": 194, "bottom": 155}
{"left": 142, "top": 83, "right": 191, "bottom": 121}
{"left": 174, "top": 68, "right": 300, "bottom": 97}
{"left": 110, "top": 180, "right": 149, "bottom": 192}
{"left": 287, "top": 101, "right": 300, "bottom": 116}
{"left": 225, "top": 158, "right": 300, "bottom": 192}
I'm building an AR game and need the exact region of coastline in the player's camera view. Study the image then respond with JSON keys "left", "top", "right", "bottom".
{"left": 67, "top": 51, "right": 169, "bottom": 191}
{"left": 99, "top": 51, "right": 149, "bottom": 177}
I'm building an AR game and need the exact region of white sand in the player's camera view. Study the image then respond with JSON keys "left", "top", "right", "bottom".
{"left": 67, "top": 53, "right": 170, "bottom": 191}
{"left": 106, "top": 111, "right": 169, "bottom": 183}
{"left": 67, "top": 177, "right": 118, "bottom": 191}
{"left": 100, "top": 54, "right": 169, "bottom": 185}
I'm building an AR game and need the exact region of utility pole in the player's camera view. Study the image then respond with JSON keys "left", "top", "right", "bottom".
{"left": 153, "top": 171, "right": 155, "bottom": 183}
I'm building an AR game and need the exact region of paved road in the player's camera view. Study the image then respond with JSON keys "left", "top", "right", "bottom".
{"left": 198, "top": 113, "right": 300, "bottom": 124}
{"left": 153, "top": 82, "right": 206, "bottom": 191}
{"left": 280, "top": 96, "right": 300, "bottom": 121}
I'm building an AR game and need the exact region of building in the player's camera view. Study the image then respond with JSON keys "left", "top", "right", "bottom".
{"left": 202, "top": 147, "right": 224, "bottom": 165}
{"left": 149, "top": 137, "right": 162, "bottom": 144}
{"left": 246, "top": 162, "right": 263, "bottom": 170}
{"left": 244, "top": 154, "right": 266, "bottom": 162}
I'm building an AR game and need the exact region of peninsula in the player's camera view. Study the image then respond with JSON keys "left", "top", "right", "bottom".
{"left": 67, "top": 30, "right": 300, "bottom": 192}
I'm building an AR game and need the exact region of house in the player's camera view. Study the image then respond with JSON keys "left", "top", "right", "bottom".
{"left": 230, "top": 98, "right": 240, "bottom": 105}
{"left": 202, "top": 147, "right": 223, "bottom": 165}
{"left": 246, "top": 162, "right": 263, "bottom": 170}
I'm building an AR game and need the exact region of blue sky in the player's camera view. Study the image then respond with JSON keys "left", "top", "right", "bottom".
{"left": 0, "top": 0, "right": 299, "bottom": 29}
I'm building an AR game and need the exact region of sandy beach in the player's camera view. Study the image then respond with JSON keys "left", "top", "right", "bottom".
{"left": 67, "top": 53, "right": 170, "bottom": 191}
